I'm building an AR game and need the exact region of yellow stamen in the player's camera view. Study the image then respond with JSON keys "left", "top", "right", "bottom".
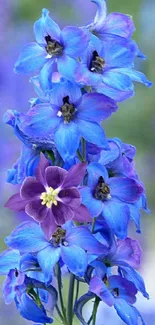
{"left": 40, "top": 187, "right": 60, "bottom": 208}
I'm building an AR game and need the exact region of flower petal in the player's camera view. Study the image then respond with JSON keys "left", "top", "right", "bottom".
{"left": 54, "top": 122, "right": 80, "bottom": 160}
{"left": 102, "top": 200, "right": 130, "bottom": 239}
{"left": 113, "top": 67, "right": 152, "bottom": 88}
{"left": 102, "top": 70, "right": 133, "bottom": 92}
{"left": 63, "top": 163, "right": 87, "bottom": 188}
{"left": 50, "top": 80, "right": 82, "bottom": 107}
{"left": 89, "top": 276, "right": 114, "bottom": 306}
{"left": 52, "top": 202, "right": 74, "bottom": 225}
{"left": 61, "top": 245, "right": 87, "bottom": 277}
{"left": 25, "top": 199, "right": 48, "bottom": 222}
{"left": 15, "top": 293, "right": 53, "bottom": 323}
{"left": 87, "top": 162, "right": 109, "bottom": 189}
{"left": 20, "top": 177, "right": 45, "bottom": 200}
{"left": 5, "top": 193, "right": 29, "bottom": 211}
{"left": 35, "top": 153, "right": 50, "bottom": 185}
{"left": 40, "top": 209, "right": 57, "bottom": 240}
{"left": 0, "top": 249, "right": 20, "bottom": 275}
{"left": 59, "top": 187, "right": 81, "bottom": 207}
{"left": 58, "top": 55, "right": 79, "bottom": 81}
{"left": 34, "top": 8, "right": 61, "bottom": 44}
{"left": 62, "top": 26, "right": 89, "bottom": 57}
{"left": 114, "top": 299, "right": 140, "bottom": 325}
{"left": 92, "top": 0, "right": 107, "bottom": 30}
{"left": 80, "top": 186, "right": 103, "bottom": 217}
{"left": 66, "top": 226, "right": 107, "bottom": 255}
{"left": 5, "top": 221, "right": 47, "bottom": 253}
{"left": 102, "top": 13, "right": 135, "bottom": 38}
{"left": 77, "top": 119, "right": 109, "bottom": 149}
{"left": 77, "top": 92, "right": 117, "bottom": 123}
{"left": 37, "top": 246, "right": 61, "bottom": 285}
{"left": 45, "top": 166, "right": 68, "bottom": 189}
{"left": 109, "top": 177, "right": 144, "bottom": 203}
{"left": 73, "top": 204, "right": 92, "bottom": 223}
{"left": 23, "top": 103, "right": 61, "bottom": 137}
{"left": 109, "top": 275, "right": 137, "bottom": 304}
{"left": 112, "top": 237, "right": 142, "bottom": 269}
{"left": 14, "top": 43, "right": 47, "bottom": 74}
{"left": 96, "top": 81, "right": 134, "bottom": 102}
{"left": 119, "top": 265, "right": 149, "bottom": 299}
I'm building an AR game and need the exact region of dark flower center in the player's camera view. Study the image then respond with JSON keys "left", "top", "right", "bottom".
{"left": 113, "top": 287, "right": 119, "bottom": 297}
{"left": 94, "top": 176, "right": 111, "bottom": 201}
{"left": 59, "top": 96, "right": 76, "bottom": 123}
{"left": 45, "top": 35, "right": 63, "bottom": 56}
{"left": 52, "top": 227, "right": 67, "bottom": 246}
{"left": 90, "top": 50, "right": 105, "bottom": 74}
{"left": 15, "top": 268, "right": 19, "bottom": 277}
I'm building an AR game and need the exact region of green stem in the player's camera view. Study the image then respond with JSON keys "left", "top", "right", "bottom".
{"left": 46, "top": 150, "right": 55, "bottom": 164}
{"left": 56, "top": 264, "right": 68, "bottom": 324}
{"left": 81, "top": 137, "right": 86, "bottom": 161}
{"left": 67, "top": 273, "right": 75, "bottom": 325}
{"left": 92, "top": 297, "right": 100, "bottom": 325}
{"left": 76, "top": 149, "right": 85, "bottom": 162}
{"left": 91, "top": 217, "right": 96, "bottom": 234}
{"left": 55, "top": 304, "right": 64, "bottom": 323}
{"left": 75, "top": 279, "right": 80, "bottom": 303}
{"left": 87, "top": 314, "right": 93, "bottom": 325}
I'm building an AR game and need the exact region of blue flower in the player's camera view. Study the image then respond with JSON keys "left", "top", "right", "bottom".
{"left": 87, "top": 0, "right": 145, "bottom": 59}
{"left": 75, "top": 35, "right": 152, "bottom": 102}
{"left": 98, "top": 138, "right": 137, "bottom": 178}
{"left": 88, "top": 0, "right": 135, "bottom": 39}
{"left": 14, "top": 80, "right": 117, "bottom": 160}
{"left": 5, "top": 221, "right": 107, "bottom": 285}
{"left": 75, "top": 266, "right": 146, "bottom": 325}
{"left": 7, "top": 145, "right": 40, "bottom": 184}
{"left": 14, "top": 8, "right": 89, "bottom": 81}
{"left": 0, "top": 249, "right": 54, "bottom": 324}
{"left": 80, "top": 162, "right": 144, "bottom": 238}
{"left": 91, "top": 220, "right": 149, "bottom": 299}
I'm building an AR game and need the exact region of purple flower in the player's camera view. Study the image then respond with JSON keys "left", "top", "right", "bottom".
{"left": 5, "top": 221, "right": 107, "bottom": 285}
{"left": 5, "top": 153, "right": 91, "bottom": 239}
{"left": 14, "top": 8, "right": 89, "bottom": 81}
{"left": 80, "top": 162, "right": 144, "bottom": 238}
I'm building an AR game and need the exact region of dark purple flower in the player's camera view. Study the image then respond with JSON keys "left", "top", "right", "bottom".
{"left": 5, "top": 153, "right": 91, "bottom": 239}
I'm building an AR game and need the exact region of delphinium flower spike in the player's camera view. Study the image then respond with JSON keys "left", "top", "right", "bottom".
{"left": 1, "top": 1, "right": 152, "bottom": 324}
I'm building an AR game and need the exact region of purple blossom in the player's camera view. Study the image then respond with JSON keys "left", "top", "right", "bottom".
{"left": 5, "top": 153, "right": 91, "bottom": 239}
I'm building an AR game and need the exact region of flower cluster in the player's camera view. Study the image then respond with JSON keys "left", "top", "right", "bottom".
{"left": 1, "top": 1, "right": 152, "bottom": 325}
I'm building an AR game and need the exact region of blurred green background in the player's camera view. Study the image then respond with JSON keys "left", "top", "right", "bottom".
{"left": 0, "top": 0, "right": 155, "bottom": 324}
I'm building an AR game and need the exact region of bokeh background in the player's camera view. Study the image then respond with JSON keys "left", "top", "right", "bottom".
{"left": 0, "top": 0, "right": 155, "bottom": 324}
